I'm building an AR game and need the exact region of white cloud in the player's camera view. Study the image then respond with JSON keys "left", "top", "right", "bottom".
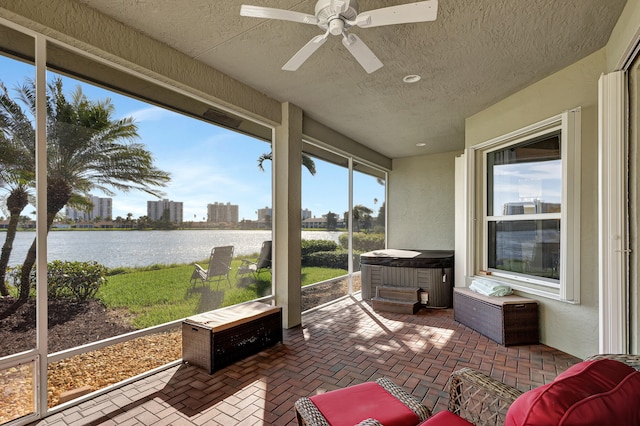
{"left": 124, "top": 106, "right": 174, "bottom": 123}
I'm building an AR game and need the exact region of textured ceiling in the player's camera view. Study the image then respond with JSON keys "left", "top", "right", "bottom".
{"left": 75, "top": 0, "right": 627, "bottom": 159}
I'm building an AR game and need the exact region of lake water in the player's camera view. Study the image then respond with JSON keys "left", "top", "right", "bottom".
{"left": 0, "top": 230, "right": 342, "bottom": 268}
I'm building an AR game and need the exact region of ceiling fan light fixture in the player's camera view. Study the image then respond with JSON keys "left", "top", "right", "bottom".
{"left": 328, "top": 17, "right": 345, "bottom": 35}
{"left": 240, "top": 0, "right": 438, "bottom": 72}
{"left": 403, "top": 74, "right": 421, "bottom": 83}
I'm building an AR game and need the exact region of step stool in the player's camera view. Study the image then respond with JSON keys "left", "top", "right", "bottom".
{"left": 371, "top": 286, "right": 421, "bottom": 314}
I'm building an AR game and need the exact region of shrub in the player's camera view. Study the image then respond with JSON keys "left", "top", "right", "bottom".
{"left": 304, "top": 250, "right": 362, "bottom": 270}
{"left": 7, "top": 260, "right": 107, "bottom": 302}
{"left": 47, "top": 260, "right": 107, "bottom": 301}
{"left": 301, "top": 239, "right": 338, "bottom": 256}
{"left": 304, "top": 250, "right": 349, "bottom": 269}
{"left": 339, "top": 232, "right": 385, "bottom": 252}
{"left": 5, "top": 266, "right": 36, "bottom": 297}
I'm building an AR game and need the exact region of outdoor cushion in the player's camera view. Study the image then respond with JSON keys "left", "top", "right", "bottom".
{"left": 418, "top": 411, "right": 474, "bottom": 425}
{"left": 505, "top": 358, "right": 640, "bottom": 425}
{"left": 309, "top": 381, "right": 420, "bottom": 426}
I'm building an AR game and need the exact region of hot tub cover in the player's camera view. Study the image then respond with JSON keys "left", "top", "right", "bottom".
{"left": 360, "top": 249, "right": 454, "bottom": 268}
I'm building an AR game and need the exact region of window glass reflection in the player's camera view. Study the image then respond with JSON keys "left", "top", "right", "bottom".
{"left": 488, "top": 219, "right": 560, "bottom": 280}
{"left": 488, "top": 134, "right": 561, "bottom": 216}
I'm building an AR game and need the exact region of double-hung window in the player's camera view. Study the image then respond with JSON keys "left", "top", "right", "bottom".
{"left": 475, "top": 109, "right": 581, "bottom": 302}
{"left": 487, "top": 132, "right": 561, "bottom": 281}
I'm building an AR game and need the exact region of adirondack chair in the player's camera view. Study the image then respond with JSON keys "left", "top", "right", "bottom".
{"left": 191, "top": 245, "right": 234, "bottom": 288}
{"left": 236, "top": 240, "right": 272, "bottom": 278}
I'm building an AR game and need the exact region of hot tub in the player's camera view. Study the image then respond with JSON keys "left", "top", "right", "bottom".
{"left": 360, "top": 249, "right": 454, "bottom": 308}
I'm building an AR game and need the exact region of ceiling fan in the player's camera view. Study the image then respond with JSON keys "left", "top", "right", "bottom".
{"left": 240, "top": 0, "right": 438, "bottom": 73}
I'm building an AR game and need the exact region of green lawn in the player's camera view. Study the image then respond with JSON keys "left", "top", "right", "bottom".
{"left": 98, "top": 258, "right": 346, "bottom": 329}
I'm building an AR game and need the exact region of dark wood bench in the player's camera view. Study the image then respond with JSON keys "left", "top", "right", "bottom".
{"left": 182, "top": 302, "right": 282, "bottom": 373}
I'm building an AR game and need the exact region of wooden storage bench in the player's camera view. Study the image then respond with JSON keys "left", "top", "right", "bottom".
{"left": 182, "top": 301, "right": 282, "bottom": 373}
{"left": 453, "top": 287, "right": 539, "bottom": 346}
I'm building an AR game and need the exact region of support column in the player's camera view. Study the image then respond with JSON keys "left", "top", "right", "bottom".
{"left": 274, "top": 102, "right": 302, "bottom": 328}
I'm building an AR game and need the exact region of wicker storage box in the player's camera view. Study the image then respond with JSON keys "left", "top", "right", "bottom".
{"left": 182, "top": 301, "right": 282, "bottom": 373}
{"left": 453, "top": 288, "right": 538, "bottom": 346}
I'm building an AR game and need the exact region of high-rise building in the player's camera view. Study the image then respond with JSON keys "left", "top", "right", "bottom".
{"left": 147, "top": 199, "right": 183, "bottom": 223}
{"left": 258, "top": 207, "right": 312, "bottom": 221}
{"left": 207, "top": 202, "right": 239, "bottom": 224}
{"left": 65, "top": 195, "right": 112, "bottom": 221}
{"left": 257, "top": 206, "right": 272, "bottom": 222}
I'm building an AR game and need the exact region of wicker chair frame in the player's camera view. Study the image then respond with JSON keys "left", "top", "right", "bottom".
{"left": 294, "top": 377, "right": 431, "bottom": 426}
{"left": 447, "top": 354, "right": 640, "bottom": 426}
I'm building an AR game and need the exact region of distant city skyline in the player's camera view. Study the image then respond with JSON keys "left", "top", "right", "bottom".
{"left": 62, "top": 194, "right": 362, "bottom": 224}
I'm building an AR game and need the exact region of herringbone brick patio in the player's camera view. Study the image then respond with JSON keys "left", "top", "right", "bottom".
{"left": 29, "top": 295, "right": 580, "bottom": 425}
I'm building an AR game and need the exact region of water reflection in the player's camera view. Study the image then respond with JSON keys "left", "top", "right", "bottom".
{"left": 0, "top": 230, "right": 342, "bottom": 268}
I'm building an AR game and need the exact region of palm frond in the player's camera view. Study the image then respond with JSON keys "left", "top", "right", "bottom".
{"left": 257, "top": 151, "right": 316, "bottom": 175}
{"left": 0, "top": 76, "right": 171, "bottom": 214}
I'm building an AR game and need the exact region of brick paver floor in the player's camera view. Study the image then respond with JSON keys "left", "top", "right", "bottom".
{"left": 29, "top": 295, "right": 580, "bottom": 425}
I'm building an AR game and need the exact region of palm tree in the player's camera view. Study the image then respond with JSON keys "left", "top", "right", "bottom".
{"left": 0, "top": 82, "right": 36, "bottom": 296}
{"left": 352, "top": 204, "right": 373, "bottom": 233}
{"left": 257, "top": 152, "right": 317, "bottom": 175}
{"left": 376, "top": 201, "right": 386, "bottom": 228}
{"left": 5, "top": 77, "right": 170, "bottom": 301}
{"left": 326, "top": 211, "right": 338, "bottom": 230}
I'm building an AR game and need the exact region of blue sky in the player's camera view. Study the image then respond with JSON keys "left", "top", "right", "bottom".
{"left": 0, "top": 55, "right": 385, "bottom": 221}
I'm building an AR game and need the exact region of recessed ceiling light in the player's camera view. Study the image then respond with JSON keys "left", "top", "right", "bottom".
{"left": 403, "top": 74, "right": 421, "bottom": 83}
{"left": 416, "top": 143, "right": 426, "bottom": 147}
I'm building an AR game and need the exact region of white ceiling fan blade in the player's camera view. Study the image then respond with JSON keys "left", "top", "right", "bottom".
{"left": 282, "top": 35, "right": 328, "bottom": 71}
{"left": 342, "top": 33, "right": 383, "bottom": 74}
{"left": 240, "top": 5, "right": 319, "bottom": 25}
{"left": 355, "top": 0, "right": 438, "bottom": 28}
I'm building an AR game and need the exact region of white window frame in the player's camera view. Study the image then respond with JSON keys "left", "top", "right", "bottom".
{"left": 470, "top": 109, "right": 581, "bottom": 303}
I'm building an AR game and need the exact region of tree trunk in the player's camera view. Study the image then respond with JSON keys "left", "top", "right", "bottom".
{"left": 17, "top": 211, "right": 56, "bottom": 301}
{"left": 0, "top": 187, "right": 29, "bottom": 296}
{"left": 17, "top": 237, "right": 36, "bottom": 302}
{"left": 0, "top": 213, "right": 24, "bottom": 296}
{"left": 18, "top": 178, "right": 71, "bottom": 301}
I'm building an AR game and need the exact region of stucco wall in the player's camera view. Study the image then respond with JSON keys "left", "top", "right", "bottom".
{"left": 606, "top": 0, "right": 640, "bottom": 71}
{"left": 464, "top": 50, "right": 604, "bottom": 358}
{"left": 388, "top": 151, "right": 460, "bottom": 251}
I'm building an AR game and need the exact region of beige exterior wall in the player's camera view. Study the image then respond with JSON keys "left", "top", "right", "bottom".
{"left": 464, "top": 51, "right": 604, "bottom": 358}
{"left": 388, "top": 151, "right": 460, "bottom": 250}
{"left": 457, "top": 0, "right": 640, "bottom": 359}
{"left": 606, "top": 0, "right": 640, "bottom": 71}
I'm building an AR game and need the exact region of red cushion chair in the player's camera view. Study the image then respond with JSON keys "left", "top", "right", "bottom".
{"left": 418, "top": 411, "right": 474, "bottom": 425}
{"left": 505, "top": 358, "right": 640, "bottom": 426}
{"left": 448, "top": 354, "right": 640, "bottom": 426}
{"left": 294, "top": 377, "right": 431, "bottom": 426}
